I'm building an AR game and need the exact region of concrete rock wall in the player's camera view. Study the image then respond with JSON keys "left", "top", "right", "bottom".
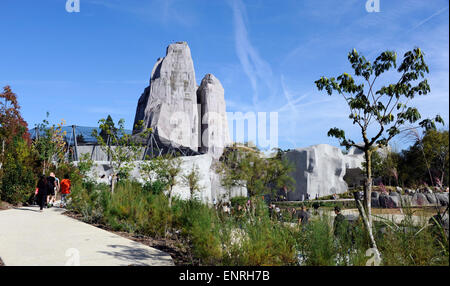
{"left": 75, "top": 154, "right": 246, "bottom": 205}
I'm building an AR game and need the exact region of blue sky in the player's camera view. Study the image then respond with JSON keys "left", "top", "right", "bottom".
{"left": 1, "top": 0, "right": 448, "bottom": 151}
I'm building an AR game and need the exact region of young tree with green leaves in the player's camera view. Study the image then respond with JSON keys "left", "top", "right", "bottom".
{"left": 315, "top": 48, "right": 444, "bottom": 256}
{"left": 143, "top": 154, "right": 182, "bottom": 208}
{"left": 92, "top": 118, "right": 142, "bottom": 193}
{"left": 182, "top": 164, "right": 203, "bottom": 200}
{"left": 219, "top": 144, "right": 295, "bottom": 199}
{"left": 32, "top": 114, "right": 67, "bottom": 174}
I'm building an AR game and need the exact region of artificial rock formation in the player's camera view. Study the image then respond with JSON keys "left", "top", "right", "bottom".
{"left": 77, "top": 154, "right": 247, "bottom": 205}
{"left": 284, "top": 144, "right": 349, "bottom": 200}
{"left": 133, "top": 42, "right": 230, "bottom": 159}
{"left": 197, "top": 74, "right": 231, "bottom": 159}
{"left": 133, "top": 42, "right": 199, "bottom": 150}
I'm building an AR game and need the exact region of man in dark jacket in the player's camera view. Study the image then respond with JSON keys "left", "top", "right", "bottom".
{"left": 47, "top": 174, "right": 56, "bottom": 208}
{"left": 36, "top": 175, "right": 49, "bottom": 211}
{"left": 333, "top": 206, "right": 347, "bottom": 237}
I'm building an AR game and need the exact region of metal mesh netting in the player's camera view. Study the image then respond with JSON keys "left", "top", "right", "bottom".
{"left": 29, "top": 125, "right": 132, "bottom": 145}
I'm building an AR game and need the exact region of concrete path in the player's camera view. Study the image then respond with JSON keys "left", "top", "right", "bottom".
{"left": 0, "top": 206, "right": 174, "bottom": 266}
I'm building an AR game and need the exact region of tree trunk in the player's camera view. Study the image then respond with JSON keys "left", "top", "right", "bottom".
{"left": 354, "top": 149, "right": 380, "bottom": 256}
{"left": 420, "top": 145, "right": 434, "bottom": 186}
{"left": 111, "top": 174, "right": 116, "bottom": 194}
{"left": 364, "top": 149, "right": 373, "bottom": 228}
{"left": 168, "top": 187, "right": 173, "bottom": 208}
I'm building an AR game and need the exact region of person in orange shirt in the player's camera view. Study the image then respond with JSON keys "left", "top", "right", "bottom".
{"left": 60, "top": 174, "right": 71, "bottom": 208}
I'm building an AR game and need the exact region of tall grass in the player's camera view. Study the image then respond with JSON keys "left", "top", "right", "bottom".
{"left": 67, "top": 181, "right": 448, "bottom": 266}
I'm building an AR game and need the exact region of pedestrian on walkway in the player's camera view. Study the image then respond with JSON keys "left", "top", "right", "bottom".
{"left": 54, "top": 174, "right": 60, "bottom": 201}
{"left": 60, "top": 174, "right": 71, "bottom": 208}
{"left": 47, "top": 173, "right": 57, "bottom": 208}
{"left": 36, "top": 175, "right": 48, "bottom": 212}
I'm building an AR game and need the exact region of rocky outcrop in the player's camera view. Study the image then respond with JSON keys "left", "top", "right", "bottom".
{"left": 197, "top": 74, "right": 230, "bottom": 159}
{"left": 133, "top": 42, "right": 199, "bottom": 150}
{"left": 284, "top": 144, "right": 348, "bottom": 200}
{"left": 344, "top": 146, "right": 365, "bottom": 169}
{"left": 133, "top": 42, "right": 231, "bottom": 160}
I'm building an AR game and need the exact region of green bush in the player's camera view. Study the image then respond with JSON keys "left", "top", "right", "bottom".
{"left": 0, "top": 156, "right": 36, "bottom": 205}
{"left": 67, "top": 180, "right": 449, "bottom": 266}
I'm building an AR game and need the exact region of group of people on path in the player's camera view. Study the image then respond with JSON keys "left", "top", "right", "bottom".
{"left": 35, "top": 172, "right": 71, "bottom": 212}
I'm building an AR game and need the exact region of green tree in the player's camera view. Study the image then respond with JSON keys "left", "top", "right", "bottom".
{"left": 421, "top": 129, "right": 448, "bottom": 187}
{"left": 92, "top": 118, "right": 141, "bottom": 193}
{"left": 400, "top": 129, "right": 449, "bottom": 187}
{"left": 219, "top": 143, "right": 295, "bottom": 198}
{"left": 0, "top": 86, "right": 35, "bottom": 204}
{"left": 182, "top": 164, "right": 203, "bottom": 200}
{"left": 315, "top": 48, "right": 444, "bottom": 256}
{"left": 99, "top": 115, "right": 116, "bottom": 143}
{"left": 141, "top": 154, "right": 182, "bottom": 208}
{"left": 32, "top": 115, "right": 67, "bottom": 174}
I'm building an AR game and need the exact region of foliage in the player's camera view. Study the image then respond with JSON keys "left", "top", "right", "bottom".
{"left": 92, "top": 118, "right": 144, "bottom": 193}
{"left": 67, "top": 178, "right": 449, "bottom": 266}
{"left": 77, "top": 153, "right": 94, "bottom": 178}
{"left": 0, "top": 86, "right": 36, "bottom": 204}
{"left": 140, "top": 154, "right": 182, "bottom": 207}
{"left": 32, "top": 114, "right": 67, "bottom": 174}
{"left": 99, "top": 115, "right": 116, "bottom": 143}
{"left": 218, "top": 144, "right": 295, "bottom": 198}
{"left": 397, "top": 129, "right": 449, "bottom": 187}
{"left": 315, "top": 48, "right": 444, "bottom": 254}
{"left": 181, "top": 164, "right": 203, "bottom": 200}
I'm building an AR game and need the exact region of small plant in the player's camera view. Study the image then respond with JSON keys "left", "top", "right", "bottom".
{"left": 182, "top": 164, "right": 203, "bottom": 200}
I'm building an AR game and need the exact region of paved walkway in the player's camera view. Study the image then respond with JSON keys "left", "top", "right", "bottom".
{"left": 0, "top": 206, "right": 174, "bottom": 266}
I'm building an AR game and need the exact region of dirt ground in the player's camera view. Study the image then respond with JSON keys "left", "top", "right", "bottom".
{"left": 63, "top": 211, "right": 195, "bottom": 266}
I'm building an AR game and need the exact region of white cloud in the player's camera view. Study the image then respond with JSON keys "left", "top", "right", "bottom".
{"left": 230, "top": 0, "right": 274, "bottom": 107}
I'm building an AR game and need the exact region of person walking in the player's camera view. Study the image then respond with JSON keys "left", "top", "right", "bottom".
{"left": 47, "top": 172, "right": 57, "bottom": 207}
{"left": 47, "top": 172, "right": 56, "bottom": 208}
{"left": 333, "top": 206, "right": 347, "bottom": 237}
{"left": 60, "top": 174, "right": 71, "bottom": 208}
{"left": 36, "top": 175, "right": 48, "bottom": 212}
{"left": 298, "top": 205, "right": 311, "bottom": 226}
{"left": 54, "top": 174, "right": 60, "bottom": 201}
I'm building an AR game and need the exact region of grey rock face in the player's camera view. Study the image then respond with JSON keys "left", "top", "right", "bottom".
{"left": 285, "top": 144, "right": 348, "bottom": 200}
{"left": 197, "top": 74, "right": 231, "bottom": 159}
{"left": 412, "top": 193, "right": 429, "bottom": 206}
{"left": 372, "top": 197, "right": 380, "bottom": 208}
{"left": 426, "top": 193, "right": 438, "bottom": 205}
{"left": 344, "top": 146, "right": 365, "bottom": 169}
{"left": 390, "top": 191, "right": 400, "bottom": 197}
{"left": 401, "top": 195, "right": 412, "bottom": 206}
{"left": 379, "top": 194, "right": 400, "bottom": 208}
{"left": 390, "top": 195, "right": 401, "bottom": 208}
{"left": 133, "top": 42, "right": 199, "bottom": 150}
{"left": 436, "top": 193, "right": 449, "bottom": 206}
{"left": 371, "top": 191, "right": 380, "bottom": 207}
